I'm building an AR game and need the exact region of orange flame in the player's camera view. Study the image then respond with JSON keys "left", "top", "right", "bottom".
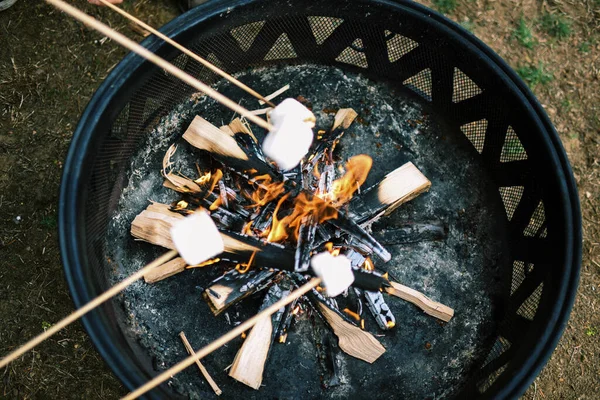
{"left": 364, "top": 257, "right": 375, "bottom": 271}
{"left": 242, "top": 221, "right": 254, "bottom": 236}
{"left": 326, "top": 155, "right": 372, "bottom": 206}
{"left": 267, "top": 192, "right": 337, "bottom": 243}
{"left": 248, "top": 174, "right": 286, "bottom": 208}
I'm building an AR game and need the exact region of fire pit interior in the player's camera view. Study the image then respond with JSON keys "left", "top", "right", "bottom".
{"left": 59, "top": 1, "right": 581, "bottom": 399}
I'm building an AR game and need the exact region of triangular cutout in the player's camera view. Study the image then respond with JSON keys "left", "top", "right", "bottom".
{"left": 500, "top": 126, "right": 527, "bottom": 162}
{"left": 452, "top": 67, "right": 483, "bottom": 103}
{"left": 498, "top": 185, "right": 524, "bottom": 221}
{"left": 231, "top": 21, "right": 266, "bottom": 52}
{"left": 460, "top": 119, "right": 488, "bottom": 153}
{"left": 387, "top": 32, "right": 419, "bottom": 63}
{"left": 403, "top": 68, "right": 432, "bottom": 101}
{"left": 205, "top": 53, "right": 223, "bottom": 69}
{"left": 308, "top": 16, "right": 344, "bottom": 45}
{"left": 264, "top": 33, "right": 298, "bottom": 61}
{"left": 510, "top": 260, "right": 526, "bottom": 295}
{"left": 523, "top": 201, "right": 545, "bottom": 237}
{"left": 335, "top": 39, "right": 368, "bottom": 68}
{"left": 516, "top": 282, "right": 543, "bottom": 320}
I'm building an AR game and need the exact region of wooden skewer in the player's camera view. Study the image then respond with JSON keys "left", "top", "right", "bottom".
{"left": 96, "top": 0, "right": 276, "bottom": 107}
{"left": 46, "top": 0, "right": 272, "bottom": 131}
{"left": 0, "top": 250, "right": 178, "bottom": 369}
{"left": 179, "top": 332, "right": 222, "bottom": 396}
{"left": 121, "top": 278, "right": 321, "bottom": 400}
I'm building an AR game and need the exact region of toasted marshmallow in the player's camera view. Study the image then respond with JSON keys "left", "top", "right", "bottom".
{"left": 311, "top": 252, "right": 355, "bottom": 297}
{"left": 262, "top": 98, "right": 315, "bottom": 171}
{"left": 170, "top": 211, "right": 224, "bottom": 265}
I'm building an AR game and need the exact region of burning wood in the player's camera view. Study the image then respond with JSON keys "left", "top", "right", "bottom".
{"left": 127, "top": 103, "right": 456, "bottom": 391}
{"left": 203, "top": 269, "right": 277, "bottom": 316}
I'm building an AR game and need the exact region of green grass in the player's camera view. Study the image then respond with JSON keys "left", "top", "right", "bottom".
{"left": 586, "top": 327, "right": 598, "bottom": 336}
{"left": 517, "top": 63, "right": 554, "bottom": 88}
{"left": 513, "top": 17, "right": 536, "bottom": 49}
{"left": 433, "top": 0, "right": 458, "bottom": 14}
{"left": 539, "top": 12, "right": 572, "bottom": 39}
{"left": 579, "top": 41, "right": 592, "bottom": 53}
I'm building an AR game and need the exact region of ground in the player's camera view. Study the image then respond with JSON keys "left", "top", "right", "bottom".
{"left": 0, "top": 0, "right": 598, "bottom": 399}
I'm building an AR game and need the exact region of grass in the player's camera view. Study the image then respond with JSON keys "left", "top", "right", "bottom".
{"left": 432, "top": 0, "right": 457, "bottom": 14}
{"left": 586, "top": 327, "right": 598, "bottom": 336}
{"left": 517, "top": 63, "right": 554, "bottom": 88}
{"left": 579, "top": 41, "right": 592, "bottom": 53}
{"left": 539, "top": 12, "right": 572, "bottom": 39}
{"left": 513, "top": 17, "right": 536, "bottom": 49}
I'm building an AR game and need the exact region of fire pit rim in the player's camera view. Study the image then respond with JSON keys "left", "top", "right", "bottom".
{"left": 58, "top": 1, "right": 582, "bottom": 399}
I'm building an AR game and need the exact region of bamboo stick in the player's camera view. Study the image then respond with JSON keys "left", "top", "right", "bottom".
{"left": 96, "top": 0, "right": 275, "bottom": 107}
{"left": 46, "top": 0, "right": 272, "bottom": 131}
{"left": 0, "top": 250, "right": 178, "bottom": 369}
{"left": 121, "top": 278, "right": 321, "bottom": 400}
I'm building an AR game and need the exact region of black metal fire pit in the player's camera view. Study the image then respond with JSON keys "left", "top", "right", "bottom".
{"left": 58, "top": 0, "right": 581, "bottom": 399}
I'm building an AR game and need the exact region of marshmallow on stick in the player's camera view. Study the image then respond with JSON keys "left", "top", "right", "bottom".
{"left": 170, "top": 211, "right": 224, "bottom": 265}
{"left": 262, "top": 98, "right": 316, "bottom": 171}
{"left": 311, "top": 252, "right": 355, "bottom": 297}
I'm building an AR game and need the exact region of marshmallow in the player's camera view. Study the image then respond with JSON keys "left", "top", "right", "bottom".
{"left": 170, "top": 211, "right": 224, "bottom": 265}
{"left": 311, "top": 252, "right": 355, "bottom": 297}
{"left": 262, "top": 98, "right": 315, "bottom": 171}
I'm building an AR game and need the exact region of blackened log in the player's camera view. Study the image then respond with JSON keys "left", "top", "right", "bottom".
{"left": 202, "top": 268, "right": 277, "bottom": 315}
{"left": 328, "top": 212, "right": 391, "bottom": 262}
{"left": 294, "top": 217, "right": 317, "bottom": 272}
{"left": 364, "top": 290, "right": 396, "bottom": 330}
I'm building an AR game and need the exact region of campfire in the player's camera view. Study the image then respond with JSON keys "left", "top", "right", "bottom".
{"left": 131, "top": 98, "right": 454, "bottom": 392}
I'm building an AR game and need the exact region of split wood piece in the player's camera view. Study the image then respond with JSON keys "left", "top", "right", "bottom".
{"left": 258, "top": 84, "right": 290, "bottom": 105}
{"left": 121, "top": 277, "right": 322, "bottom": 400}
{"left": 183, "top": 116, "right": 276, "bottom": 178}
{"left": 179, "top": 332, "right": 222, "bottom": 396}
{"left": 144, "top": 257, "right": 187, "bottom": 283}
{"left": 0, "top": 249, "right": 178, "bottom": 369}
{"left": 348, "top": 162, "right": 431, "bottom": 226}
{"left": 184, "top": 116, "right": 250, "bottom": 161}
{"left": 317, "top": 303, "right": 385, "bottom": 364}
{"left": 203, "top": 269, "right": 276, "bottom": 315}
{"left": 331, "top": 108, "right": 359, "bottom": 131}
{"left": 372, "top": 221, "right": 447, "bottom": 245}
{"left": 222, "top": 117, "right": 257, "bottom": 143}
{"left": 385, "top": 281, "right": 454, "bottom": 322}
{"left": 96, "top": 0, "right": 275, "bottom": 107}
{"left": 229, "top": 283, "right": 288, "bottom": 389}
{"left": 47, "top": 0, "right": 272, "bottom": 131}
{"left": 131, "top": 202, "right": 183, "bottom": 250}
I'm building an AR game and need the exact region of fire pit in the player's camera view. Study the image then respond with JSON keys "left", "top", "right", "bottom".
{"left": 58, "top": 0, "right": 581, "bottom": 399}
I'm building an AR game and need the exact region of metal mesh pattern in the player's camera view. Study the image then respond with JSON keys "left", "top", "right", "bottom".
{"left": 63, "top": 1, "right": 579, "bottom": 399}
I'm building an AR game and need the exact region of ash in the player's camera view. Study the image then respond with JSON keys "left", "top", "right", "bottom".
{"left": 106, "top": 64, "right": 507, "bottom": 399}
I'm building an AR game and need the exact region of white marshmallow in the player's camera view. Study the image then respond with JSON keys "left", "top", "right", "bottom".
{"left": 311, "top": 252, "right": 355, "bottom": 297}
{"left": 269, "top": 98, "right": 316, "bottom": 128}
{"left": 170, "top": 211, "right": 224, "bottom": 265}
{"left": 262, "top": 98, "right": 315, "bottom": 171}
